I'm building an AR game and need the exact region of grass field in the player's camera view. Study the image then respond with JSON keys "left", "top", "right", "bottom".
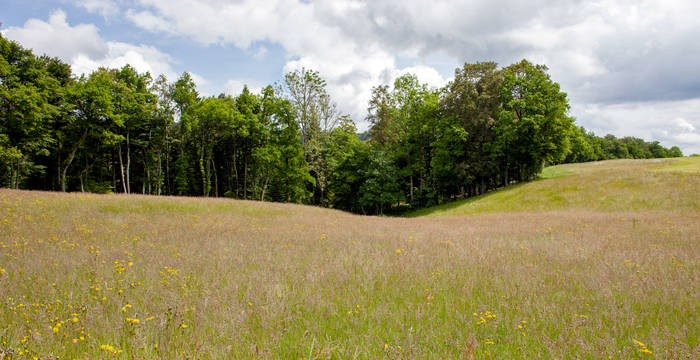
{"left": 1, "top": 158, "right": 698, "bottom": 359}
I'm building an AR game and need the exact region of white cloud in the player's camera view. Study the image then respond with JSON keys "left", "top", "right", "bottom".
{"left": 71, "top": 42, "right": 177, "bottom": 79}
{"left": 6, "top": 1, "right": 700, "bottom": 154}
{"left": 674, "top": 118, "right": 696, "bottom": 133}
{"left": 125, "top": 9, "right": 173, "bottom": 33}
{"left": 4, "top": 9, "right": 178, "bottom": 80}
{"left": 574, "top": 98, "right": 700, "bottom": 155}
{"left": 394, "top": 65, "right": 449, "bottom": 90}
{"left": 224, "top": 79, "right": 263, "bottom": 97}
{"left": 123, "top": 0, "right": 448, "bottom": 123}
{"left": 4, "top": 10, "right": 107, "bottom": 60}
{"left": 71, "top": 0, "right": 120, "bottom": 18}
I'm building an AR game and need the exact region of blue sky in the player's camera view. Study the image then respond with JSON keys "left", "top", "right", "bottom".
{"left": 3, "top": 0, "right": 700, "bottom": 154}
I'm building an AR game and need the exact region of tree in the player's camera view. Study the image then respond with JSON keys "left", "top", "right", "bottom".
{"left": 61, "top": 69, "right": 119, "bottom": 192}
{"left": 170, "top": 72, "right": 199, "bottom": 195}
{"left": 260, "top": 86, "right": 313, "bottom": 202}
{"left": 0, "top": 34, "right": 65, "bottom": 189}
{"left": 497, "top": 60, "right": 573, "bottom": 181}
{"left": 283, "top": 68, "right": 340, "bottom": 205}
{"left": 188, "top": 96, "right": 239, "bottom": 197}
{"left": 440, "top": 62, "right": 503, "bottom": 197}
{"left": 367, "top": 74, "right": 438, "bottom": 206}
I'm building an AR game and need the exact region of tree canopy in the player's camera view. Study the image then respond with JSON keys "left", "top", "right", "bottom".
{"left": 0, "top": 34, "right": 683, "bottom": 214}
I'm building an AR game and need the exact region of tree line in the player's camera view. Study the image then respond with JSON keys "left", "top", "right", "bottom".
{"left": 0, "top": 34, "right": 682, "bottom": 214}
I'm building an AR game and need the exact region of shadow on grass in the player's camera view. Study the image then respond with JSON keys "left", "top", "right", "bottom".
{"left": 400, "top": 165, "right": 579, "bottom": 218}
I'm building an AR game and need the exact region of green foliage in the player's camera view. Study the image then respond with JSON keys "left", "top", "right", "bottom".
{"left": 561, "top": 130, "right": 684, "bottom": 164}
{"left": 0, "top": 34, "right": 685, "bottom": 215}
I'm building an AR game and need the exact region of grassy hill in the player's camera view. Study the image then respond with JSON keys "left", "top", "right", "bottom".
{"left": 406, "top": 157, "right": 700, "bottom": 217}
{"left": 0, "top": 158, "right": 698, "bottom": 359}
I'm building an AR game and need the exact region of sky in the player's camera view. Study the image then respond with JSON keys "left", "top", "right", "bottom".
{"left": 2, "top": 0, "right": 700, "bottom": 155}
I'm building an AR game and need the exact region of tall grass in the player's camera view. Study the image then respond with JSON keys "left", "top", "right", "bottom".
{"left": 0, "top": 158, "right": 698, "bottom": 359}
{"left": 406, "top": 158, "right": 700, "bottom": 217}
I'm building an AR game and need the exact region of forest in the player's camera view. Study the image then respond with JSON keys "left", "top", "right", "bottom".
{"left": 0, "top": 34, "right": 683, "bottom": 214}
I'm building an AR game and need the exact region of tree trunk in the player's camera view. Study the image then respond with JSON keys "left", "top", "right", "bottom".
{"left": 212, "top": 158, "right": 218, "bottom": 197}
{"left": 200, "top": 148, "right": 206, "bottom": 197}
{"left": 9, "top": 165, "right": 15, "bottom": 189}
{"left": 165, "top": 145, "right": 170, "bottom": 195}
{"left": 243, "top": 156, "right": 248, "bottom": 200}
{"left": 126, "top": 132, "right": 131, "bottom": 194}
{"left": 144, "top": 157, "right": 150, "bottom": 195}
{"left": 118, "top": 144, "right": 127, "bottom": 193}
{"left": 157, "top": 151, "right": 162, "bottom": 195}
{"left": 61, "top": 130, "right": 88, "bottom": 192}
{"left": 260, "top": 175, "right": 270, "bottom": 201}
{"left": 57, "top": 137, "right": 62, "bottom": 191}
{"left": 233, "top": 149, "right": 239, "bottom": 198}
{"left": 15, "top": 158, "right": 21, "bottom": 189}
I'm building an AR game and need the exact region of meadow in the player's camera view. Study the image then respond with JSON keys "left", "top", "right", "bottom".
{"left": 0, "top": 158, "right": 698, "bottom": 359}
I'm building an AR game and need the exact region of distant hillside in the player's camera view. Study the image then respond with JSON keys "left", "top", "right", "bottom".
{"left": 406, "top": 157, "right": 700, "bottom": 217}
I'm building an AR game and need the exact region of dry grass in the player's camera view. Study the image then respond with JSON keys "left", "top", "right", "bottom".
{"left": 0, "top": 158, "right": 699, "bottom": 359}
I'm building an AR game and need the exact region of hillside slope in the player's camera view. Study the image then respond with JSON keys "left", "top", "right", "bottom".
{"left": 407, "top": 157, "right": 700, "bottom": 217}
{"left": 0, "top": 158, "right": 698, "bottom": 359}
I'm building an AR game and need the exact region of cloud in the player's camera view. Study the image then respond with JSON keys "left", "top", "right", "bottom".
{"left": 394, "top": 65, "right": 450, "bottom": 90}
{"left": 71, "top": 0, "right": 120, "bottom": 18}
{"left": 3, "top": 9, "right": 178, "bottom": 79}
{"left": 7, "top": 1, "right": 700, "bottom": 154}
{"left": 3, "top": 10, "right": 108, "bottom": 61}
{"left": 122, "top": 0, "right": 452, "bottom": 123}
{"left": 125, "top": 9, "right": 174, "bottom": 33}
{"left": 71, "top": 42, "right": 177, "bottom": 79}
{"left": 223, "top": 79, "right": 263, "bottom": 97}
{"left": 574, "top": 98, "right": 700, "bottom": 155}
{"left": 118, "top": 1, "right": 700, "bottom": 123}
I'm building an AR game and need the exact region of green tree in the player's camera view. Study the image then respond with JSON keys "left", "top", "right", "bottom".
{"left": 61, "top": 69, "right": 119, "bottom": 192}
{"left": 498, "top": 60, "right": 573, "bottom": 182}
{"left": 283, "top": 68, "right": 340, "bottom": 205}
{"left": 170, "top": 72, "right": 199, "bottom": 195}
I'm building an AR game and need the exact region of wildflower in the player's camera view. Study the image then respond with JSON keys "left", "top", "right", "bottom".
{"left": 101, "top": 344, "right": 119, "bottom": 354}
{"left": 180, "top": 323, "right": 188, "bottom": 329}
{"left": 633, "top": 339, "right": 652, "bottom": 354}
{"left": 395, "top": 249, "right": 403, "bottom": 254}
{"left": 72, "top": 317, "right": 79, "bottom": 323}
{"left": 126, "top": 318, "right": 140, "bottom": 324}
